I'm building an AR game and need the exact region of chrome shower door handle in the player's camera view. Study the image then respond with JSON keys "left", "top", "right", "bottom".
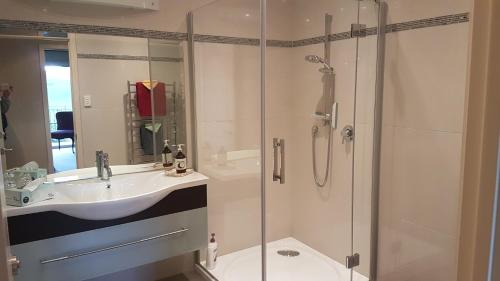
{"left": 280, "top": 139, "right": 285, "bottom": 184}
{"left": 273, "top": 138, "right": 285, "bottom": 184}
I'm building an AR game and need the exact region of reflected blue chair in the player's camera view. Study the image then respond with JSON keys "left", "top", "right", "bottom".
{"left": 51, "top": 111, "right": 74, "bottom": 153}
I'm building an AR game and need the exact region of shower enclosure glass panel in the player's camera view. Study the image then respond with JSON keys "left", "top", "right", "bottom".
{"left": 353, "top": 1, "right": 384, "bottom": 280}
{"left": 190, "top": 0, "right": 263, "bottom": 279}
{"left": 190, "top": 0, "right": 384, "bottom": 280}
{"left": 265, "top": 1, "right": 361, "bottom": 281}
{"left": 265, "top": 0, "right": 384, "bottom": 280}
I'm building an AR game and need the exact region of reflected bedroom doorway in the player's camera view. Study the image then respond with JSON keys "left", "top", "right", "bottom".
{"left": 43, "top": 48, "right": 76, "bottom": 173}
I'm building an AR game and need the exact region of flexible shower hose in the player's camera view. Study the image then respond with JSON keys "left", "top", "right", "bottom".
{"left": 312, "top": 124, "right": 332, "bottom": 187}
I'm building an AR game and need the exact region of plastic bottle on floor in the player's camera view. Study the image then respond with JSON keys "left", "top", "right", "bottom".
{"left": 206, "top": 233, "right": 218, "bottom": 270}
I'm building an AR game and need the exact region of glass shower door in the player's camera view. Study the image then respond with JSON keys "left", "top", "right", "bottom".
{"left": 265, "top": 1, "right": 361, "bottom": 281}
{"left": 190, "top": 0, "right": 383, "bottom": 280}
{"left": 190, "top": 0, "right": 264, "bottom": 280}
{"left": 352, "top": 2, "right": 384, "bottom": 280}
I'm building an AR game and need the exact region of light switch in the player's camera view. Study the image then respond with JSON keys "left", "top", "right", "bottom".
{"left": 83, "top": 95, "right": 92, "bottom": 108}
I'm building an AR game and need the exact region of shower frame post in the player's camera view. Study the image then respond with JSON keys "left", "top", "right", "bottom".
{"left": 370, "top": 2, "right": 387, "bottom": 281}
{"left": 324, "top": 14, "right": 333, "bottom": 115}
{"left": 186, "top": 12, "right": 198, "bottom": 171}
{"left": 260, "top": 0, "right": 268, "bottom": 280}
{"left": 324, "top": 14, "right": 332, "bottom": 65}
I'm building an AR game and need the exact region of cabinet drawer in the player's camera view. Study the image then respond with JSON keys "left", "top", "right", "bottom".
{"left": 12, "top": 208, "right": 208, "bottom": 281}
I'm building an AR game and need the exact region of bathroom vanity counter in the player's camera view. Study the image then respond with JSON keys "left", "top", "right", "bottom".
{"left": 6, "top": 170, "right": 208, "bottom": 219}
{"left": 7, "top": 171, "right": 209, "bottom": 281}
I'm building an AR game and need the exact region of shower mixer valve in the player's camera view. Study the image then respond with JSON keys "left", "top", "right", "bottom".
{"left": 341, "top": 125, "right": 354, "bottom": 144}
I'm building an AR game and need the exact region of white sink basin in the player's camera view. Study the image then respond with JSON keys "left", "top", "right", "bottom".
{"left": 6, "top": 170, "right": 208, "bottom": 220}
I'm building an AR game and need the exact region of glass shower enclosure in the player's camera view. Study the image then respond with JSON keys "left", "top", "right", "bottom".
{"left": 188, "top": 0, "right": 385, "bottom": 280}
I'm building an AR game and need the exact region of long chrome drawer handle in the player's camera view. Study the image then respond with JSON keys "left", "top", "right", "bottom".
{"left": 40, "top": 227, "right": 189, "bottom": 264}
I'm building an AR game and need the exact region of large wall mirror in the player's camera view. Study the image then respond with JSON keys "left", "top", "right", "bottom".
{"left": 0, "top": 28, "right": 190, "bottom": 182}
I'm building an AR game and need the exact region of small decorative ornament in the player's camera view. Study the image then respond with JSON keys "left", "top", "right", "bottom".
{"left": 165, "top": 168, "right": 194, "bottom": 177}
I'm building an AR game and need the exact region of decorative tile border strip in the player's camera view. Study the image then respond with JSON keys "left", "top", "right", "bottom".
{"left": 151, "top": 56, "right": 184, "bottom": 62}
{"left": 268, "top": 39, "right": 294, "bottom": 48}
{"left": 385, "top": 12, "right": 469, "bottom": 33}
{"left": 77, "top": 53, "right": 183, "bottom": 62}
{"left": 365, "top": 27, "right": 378, "bottom": 37}
{"left": 193, "top": 34, "right": 293, "bottom": 47}
{"left": 193, "top": 34, "right": 260, "bottom": 46}
{"left": 0, "top": 12, "right": 469, "bottom": 48}
{"left": 293, "top": 13, "right": 469, "bottom": 47}
{"left": 77, "top": 54, "right": 147, "bottom": 60}
{"left": 194, "top": 12, "right": 469, "bottom": 47}
{"left": 293, "top": 31, "right": 351, "bottom": 47}
{"left": 292, "top": 36, "right": 324, "bottom": 48}
{"left": 0, "top": 19, "right": 187, "bottom": 40}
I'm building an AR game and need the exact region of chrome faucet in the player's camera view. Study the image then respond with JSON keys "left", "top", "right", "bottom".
{"left": 96, "top": 151, "right": 112, "bottom": 180}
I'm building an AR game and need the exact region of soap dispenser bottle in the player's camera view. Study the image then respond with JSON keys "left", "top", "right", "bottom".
{"left": 162, "top": 140, "right": 173, "bottom": 169}
{"left": 174, "top": 144, "right": 187, "bottom": 174}
{"left": 206, "top": 233, "right": 218, "bottom": 270}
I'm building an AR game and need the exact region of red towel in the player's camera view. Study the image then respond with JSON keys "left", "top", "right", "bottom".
{"left": 136, "top": 81, "right": 167, "bottom": 117}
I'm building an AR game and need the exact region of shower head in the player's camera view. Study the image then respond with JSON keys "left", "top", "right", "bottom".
{"left": 305, "top": 55, "right": 325, "bottom": 64}
{"left": 305, "top": 55, "right": 334, "bottom": 74}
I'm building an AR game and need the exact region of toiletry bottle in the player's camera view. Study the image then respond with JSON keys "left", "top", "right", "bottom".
{"left": 206, "top": 233, "right": 218, "bottom": 270}
{"left": 174, "top": 144, "right": 187, "bottom": 174}
{"left": 162, "top": 140, "right": 173, "bottom": 169}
